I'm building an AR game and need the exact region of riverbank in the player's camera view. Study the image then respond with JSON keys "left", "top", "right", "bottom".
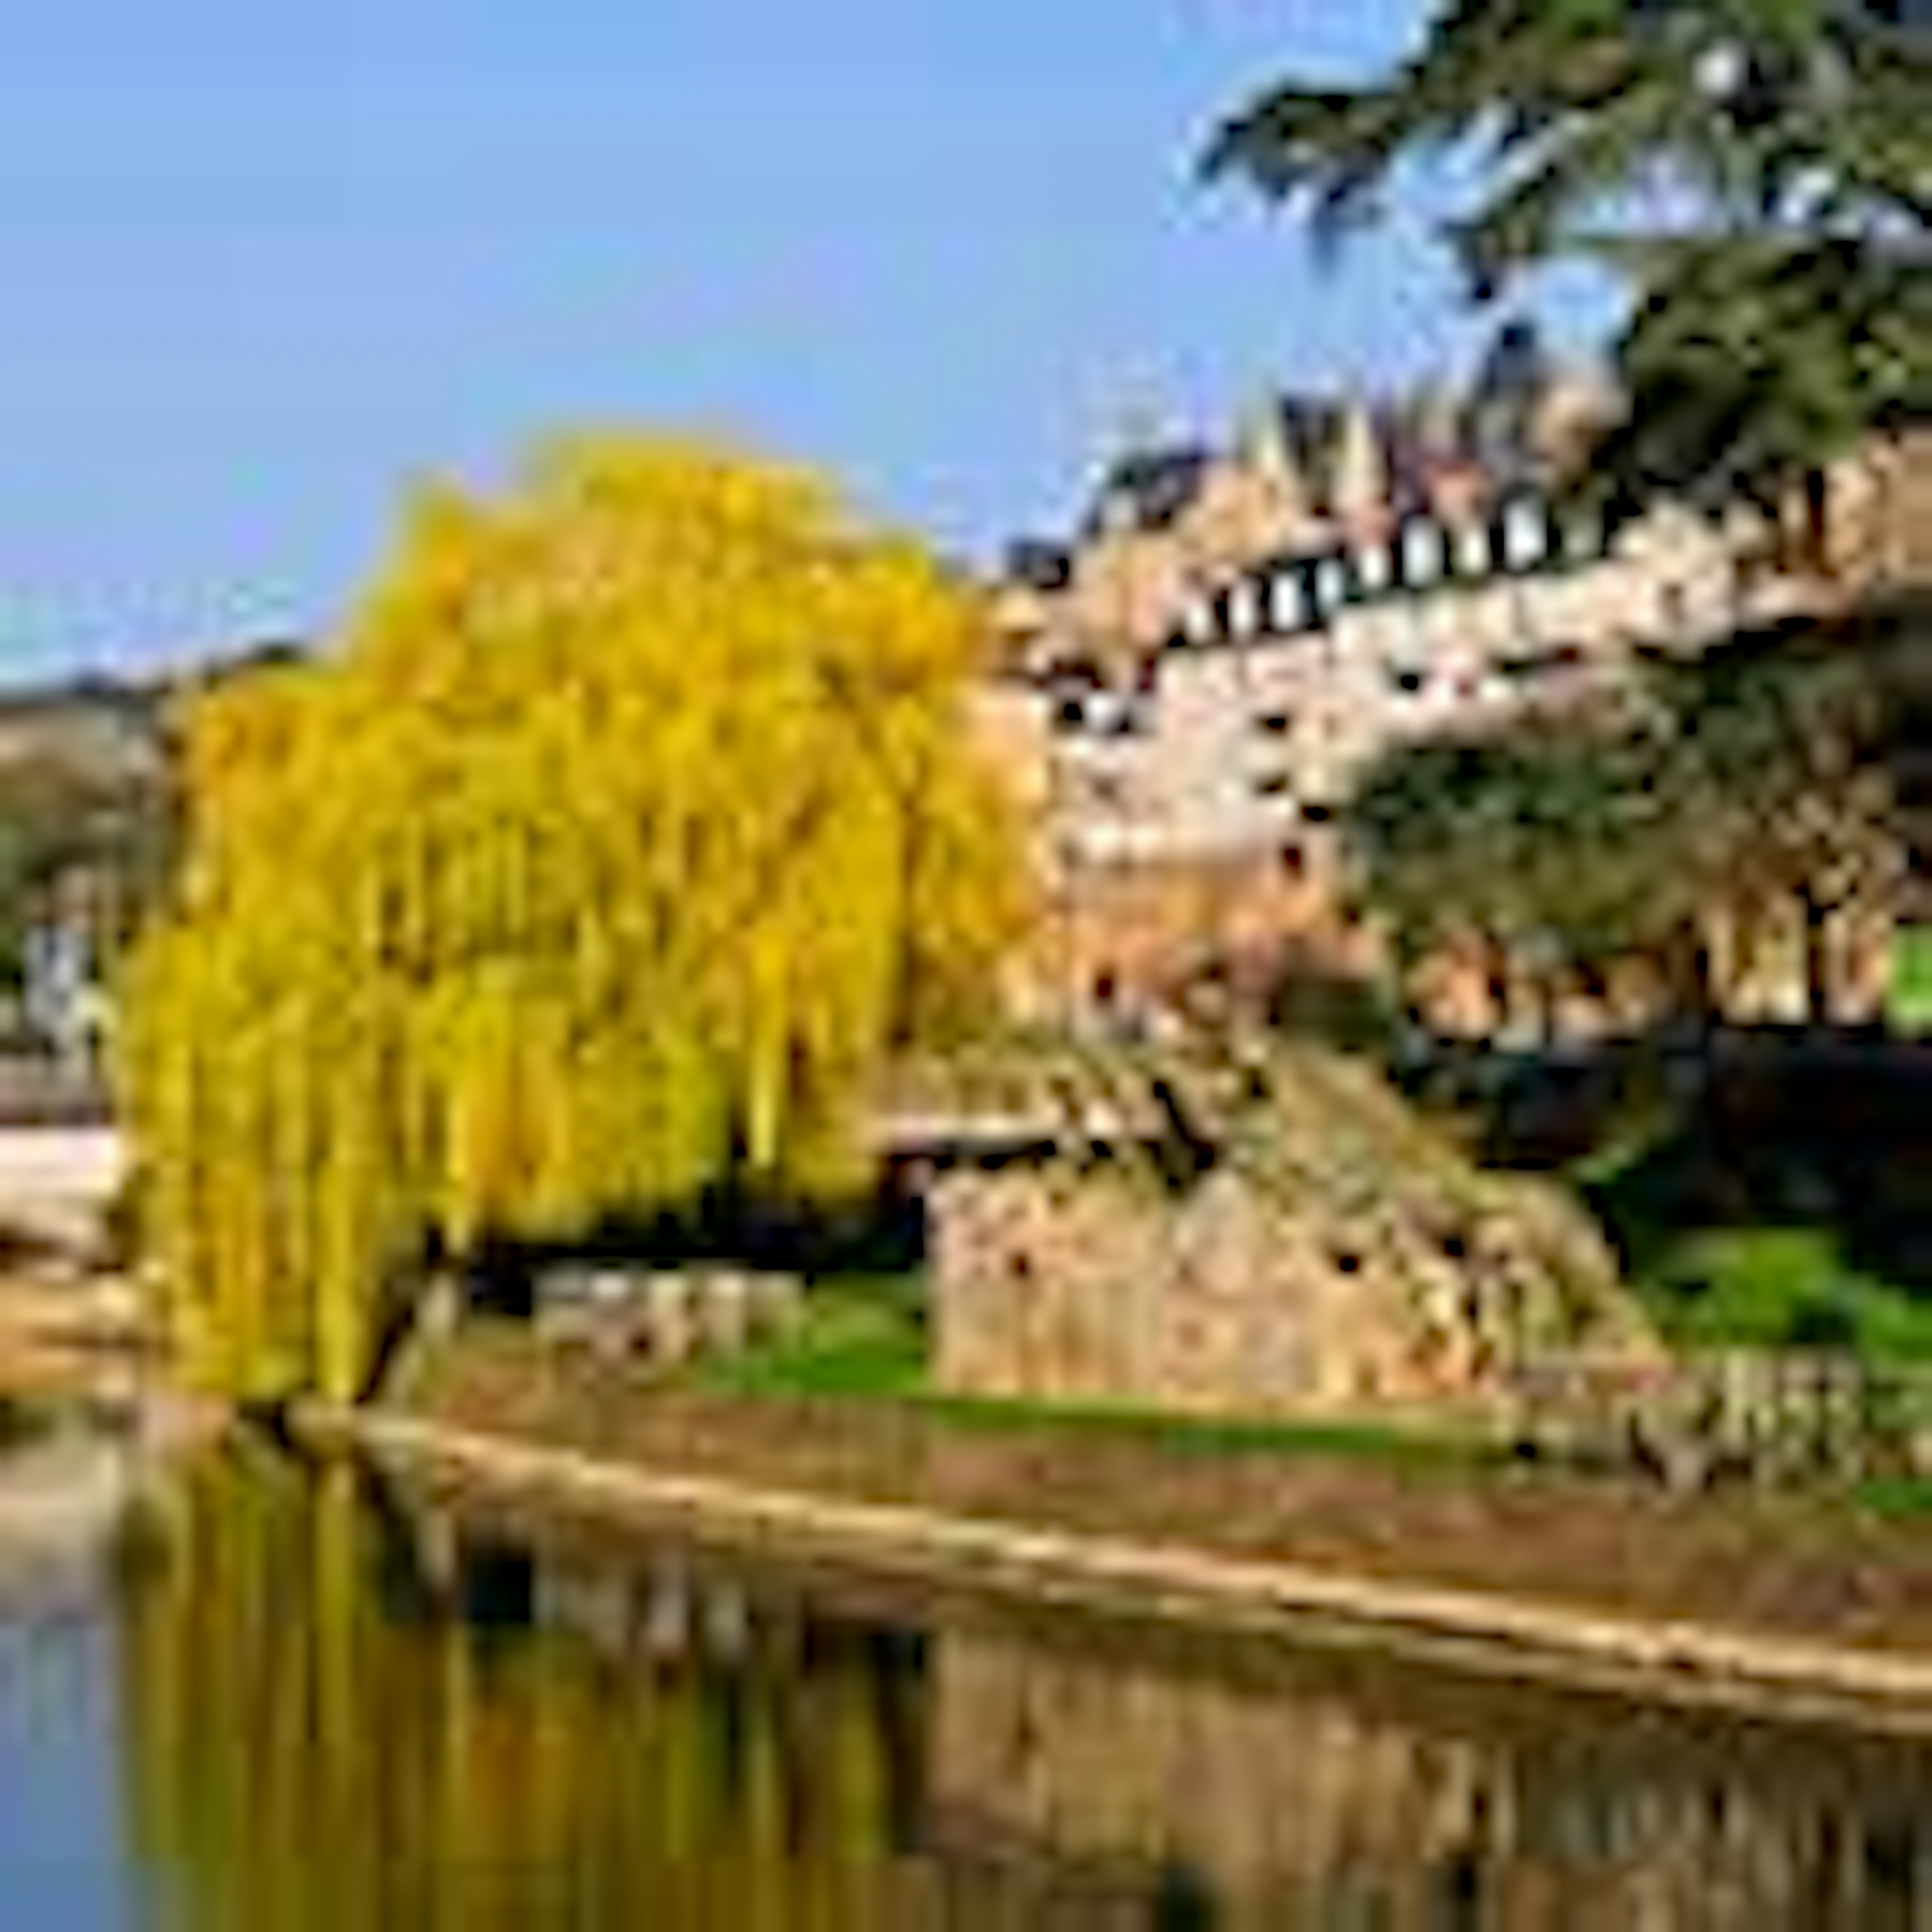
{"left": 295, "top": 1324, "right": 1932, "bottom": 1735}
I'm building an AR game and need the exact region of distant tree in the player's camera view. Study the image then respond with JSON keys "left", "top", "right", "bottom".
{"left": 0, "top": 750, "right": 174, "bottom": 1002}
{"left": 118, "top": 439, "right": 1029, "bottom": 1401}
{"left": 1347, "top": 632, "right": 1902, "bottom": 1031}
{"left": 1204, "top": 1, "right": 1931, "bottom": 511}
{"left": 1347, "top": 705, "right": 1688, "bottom": 1035}
{"left": 1647, "top": 630, "right": 1901, "bottom": 1018}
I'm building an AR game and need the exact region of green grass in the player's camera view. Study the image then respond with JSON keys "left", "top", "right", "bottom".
{"left": 1630, "top": 1226, "right": 1932, "bottom": 1362}
{"left": 1855, "top": 1475, "right": 1932, "bottom": 1520}
{"left": 911, "top": 1388, "right": 1492, "bottom": 1474}
{"left": 688, "top": 1273, "right": 927, "bottom": 1400}
{"left": 688, "top": 1271, "right": 1488, "bottom": 1475}
{"left": 1888, "top": 924, "right": 1932, "bottom": 1035}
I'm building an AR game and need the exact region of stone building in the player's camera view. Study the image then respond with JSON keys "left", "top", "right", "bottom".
{"left": 982, "top": 352, "right": 1926, "bottom": 1033}
{"left": 904, "top": 1032, "right": 1651, "bottom": 1425}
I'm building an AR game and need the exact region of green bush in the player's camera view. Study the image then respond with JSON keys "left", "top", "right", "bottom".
{"left": 1638, "top": 1228, "right": 1932, "bottom": 1362}
{"left": 1889, "top": 926, "right": 1932, "bottom": 1034}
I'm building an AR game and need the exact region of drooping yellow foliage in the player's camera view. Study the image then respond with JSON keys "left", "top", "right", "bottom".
{"left": 119, "top": 438, "right": 1028, "bottom": 1400}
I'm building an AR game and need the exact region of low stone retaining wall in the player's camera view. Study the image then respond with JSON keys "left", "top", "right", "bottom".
{"left": 529, "top": 1266, "right": 804, "bottom": 1367}
{"left": 1510, "top": 1349, "right": 1932, "bottom": 1488}
{"left": 310, "top": 1406, "right": 1932, "bottom": 1738}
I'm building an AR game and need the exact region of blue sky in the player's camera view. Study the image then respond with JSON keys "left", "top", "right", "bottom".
{"left": 0, "top": 2, "right": 1617, "bottom": 680}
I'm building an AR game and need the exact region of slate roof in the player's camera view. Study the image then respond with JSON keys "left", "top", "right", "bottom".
{"left": 1004, "top": 538, "right": 1075, "bottom": 593}
{"left": 1084, "top": 446, "right": 1215, "bottom": 537}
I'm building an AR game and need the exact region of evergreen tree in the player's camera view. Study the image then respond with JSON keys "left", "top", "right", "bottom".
{"left": 1204, "top": 1, "right": 1930, "bottom": 509}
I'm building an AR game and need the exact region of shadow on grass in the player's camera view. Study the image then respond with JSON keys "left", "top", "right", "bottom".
{"left": 1396, "top": 1024, "right": 1932, "bottom": 1360}
{"left": 458, "top": 1181, "right": 928, "bottom": 1321}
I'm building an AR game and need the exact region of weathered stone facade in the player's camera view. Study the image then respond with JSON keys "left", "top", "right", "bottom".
{"left": 922, "top": 1037, "right": 1651, "bottom": 1422}
{"left": 980, "top": 370, "right": 1922, "bottom": 1034}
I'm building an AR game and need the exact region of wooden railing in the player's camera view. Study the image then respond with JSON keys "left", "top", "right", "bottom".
{"left": 1506, "top": 1348, "right": 1932, "bottom": 1489}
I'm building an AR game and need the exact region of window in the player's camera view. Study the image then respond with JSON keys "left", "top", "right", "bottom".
{"left": 1257, "top": 711, "right": 1293, "bottom": 736}
{"left": 1182, "top": 597, "right": 1216, "bottom": 646}
{"left": 1457, "top": 521, "right": 1491, "bottom": 578}
{"left": 1058, "top": 697, "right": 1085, "bottom": 727}
{"left": 1564, "top": 508, "right": 1605, "bottom": 564}
{"left": 1356, "top": 541, "right": 1393, "bottom": 596}
{"left": 1301, "top": 802, "right": 1333, "bottom": 825}
{"left": 1393, "top": 669, "right": 1425, "bottom": 695}
{"left": 1269, "top": 565, "right": 1309, "bottom": 633}
{"left": 1402, "top": 519, "right": 1444, "bottom": 588}
{"left": 1229, "top": 577, "right": 1262, "bottom": 639}
{"left": 1256, "top": 773, "right": 1293, "bottom": 797}
{"left": 1280, "top": 844, "right": 1305, "bottom": 875}
{"left": 1502, "top": 496, "right": 1549, "bottom": 571}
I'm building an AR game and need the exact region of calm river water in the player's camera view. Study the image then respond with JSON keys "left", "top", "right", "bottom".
{"left": 0, "top": 1414, "right": 1928, "bottom": 1928}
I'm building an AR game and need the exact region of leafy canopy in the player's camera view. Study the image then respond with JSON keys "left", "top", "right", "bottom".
{"left": 1345, "top": 625, "right": 1899, "bottom": 999}
{"left": 1204, "top": 1, "right": 1931, "bottom": 506}
{"left": 118, "top": 438, "right": 1028, "bottom": 1400}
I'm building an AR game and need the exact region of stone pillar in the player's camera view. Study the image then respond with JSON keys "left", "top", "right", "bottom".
{"left": 643, "top": 1272, "right": 695, "bottom": 1366}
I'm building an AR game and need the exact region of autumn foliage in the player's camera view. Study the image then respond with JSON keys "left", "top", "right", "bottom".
{"left": 118, "top": 439, "right": 1027, "bottom": 1400}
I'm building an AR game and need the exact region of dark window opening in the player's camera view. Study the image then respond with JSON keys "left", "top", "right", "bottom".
{"left": 1280, "top": 844, "right": 1304, "bottom": 875}
{"left": 1256, "top": 774, "right": 1293, "bottom": 797}
{"left": 1258, "top": 712, "right": 1293, "bottom": 736}
{"left": 1302, "top": 803, "right": 1333, "bottom": 825}
{"left": 1395, "top": 670, "right": 1425, "bottom": 694}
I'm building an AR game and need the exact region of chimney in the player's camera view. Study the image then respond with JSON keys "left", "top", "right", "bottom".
{"left": 1330, "top": 392, "right": 1391, "bottom": 538}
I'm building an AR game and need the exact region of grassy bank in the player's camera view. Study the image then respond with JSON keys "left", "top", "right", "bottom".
{"left": 1445, "top": 1028, "right": 1932, "bottom": 1363}
{"left": 680, "top": 1272, "right": 1494, "bottom": 1474}
{"left": 388, "top": 1310, "right": 1932, "bottom": 1662}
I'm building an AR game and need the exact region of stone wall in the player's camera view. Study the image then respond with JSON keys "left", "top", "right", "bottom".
{"left": 529, "top": 1265, "right": 803, "bottom": 1367}
{"left": 926, "top": 1040, "right": 1648, "bottom": 1421}
{"left": 983, "top": 407, "right": 1918, "bottom": 1039}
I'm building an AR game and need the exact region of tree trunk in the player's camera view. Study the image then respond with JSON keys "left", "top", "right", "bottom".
{"left": 1669, "top": 925, "right": 1718, "bottom": 1034}
{"left": 1802, "top": 887, "right": 1833, "bottom": 1027}
{"left": 1803, "top": 464, "right": 1832, "bottom": 578}
{"left": 1539, "top": 968, "right": 1563, "bottom": 1051}
{"left": 1483, "top": 936, "right": 1509, "bottom": 1041}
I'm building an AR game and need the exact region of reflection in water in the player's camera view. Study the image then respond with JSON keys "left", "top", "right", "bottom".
{"left": 116, "top": 1444, "right": 1932, "bottom": 1930}
{"left": 0, "top": 1402, "right": 136, "bottom": 1616}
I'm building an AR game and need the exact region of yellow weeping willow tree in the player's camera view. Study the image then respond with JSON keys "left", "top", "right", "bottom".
{"left": 118, "top": 438, "right": 1028, "bottom": 1401}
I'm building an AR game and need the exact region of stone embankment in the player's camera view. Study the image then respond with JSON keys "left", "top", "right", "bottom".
{"left": 315, "top": 1403, "right": 1932, "bottom": 1739}
{"left": 298, "top": 1328, "right": 1932, "bottom": 1741}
